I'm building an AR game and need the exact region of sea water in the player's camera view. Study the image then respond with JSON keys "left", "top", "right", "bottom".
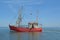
{"left": 0, "top": 27, "right": 60, "bottom": 40}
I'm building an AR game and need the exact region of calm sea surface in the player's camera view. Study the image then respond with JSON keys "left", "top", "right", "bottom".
{"left": 0, "top": 27, "right": 60, "bottom": 40}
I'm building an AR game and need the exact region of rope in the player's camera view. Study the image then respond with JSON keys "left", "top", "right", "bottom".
{"left": 9, "top": 13, "right": 18, "bottom": 25}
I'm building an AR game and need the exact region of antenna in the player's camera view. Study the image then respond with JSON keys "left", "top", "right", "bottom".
{"left": 36, "top": 10, "right": 39, "bottom": 23}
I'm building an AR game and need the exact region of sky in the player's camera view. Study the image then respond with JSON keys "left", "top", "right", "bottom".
{"left": 0, "top": 0, "right": 60, "bottom": 27}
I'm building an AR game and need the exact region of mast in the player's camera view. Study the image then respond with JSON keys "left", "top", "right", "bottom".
{"left": 36, "top": 10, "right": 39, "bottom": 23}
{"left": 16, "top": 6, "right": 23, "bottom": 27}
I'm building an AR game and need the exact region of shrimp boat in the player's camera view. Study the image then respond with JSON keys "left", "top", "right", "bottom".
{"left": 9, "top": 7, "right": 42, "bottom": 32}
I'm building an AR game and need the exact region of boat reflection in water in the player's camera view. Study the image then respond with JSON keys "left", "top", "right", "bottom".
{"left": 28, "top": 32, "right": 41, "bottom": 40}
{"left": 9, "top": 31, "right": 42, "bottom": 40}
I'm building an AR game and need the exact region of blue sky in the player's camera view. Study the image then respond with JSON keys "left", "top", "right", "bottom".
{"left": 0, "top": 0, "right": 60, "bottom": 27}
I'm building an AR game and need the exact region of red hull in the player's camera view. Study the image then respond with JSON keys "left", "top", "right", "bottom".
{"left": 9, "top": 25, "right": 42, "bottom": 32}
